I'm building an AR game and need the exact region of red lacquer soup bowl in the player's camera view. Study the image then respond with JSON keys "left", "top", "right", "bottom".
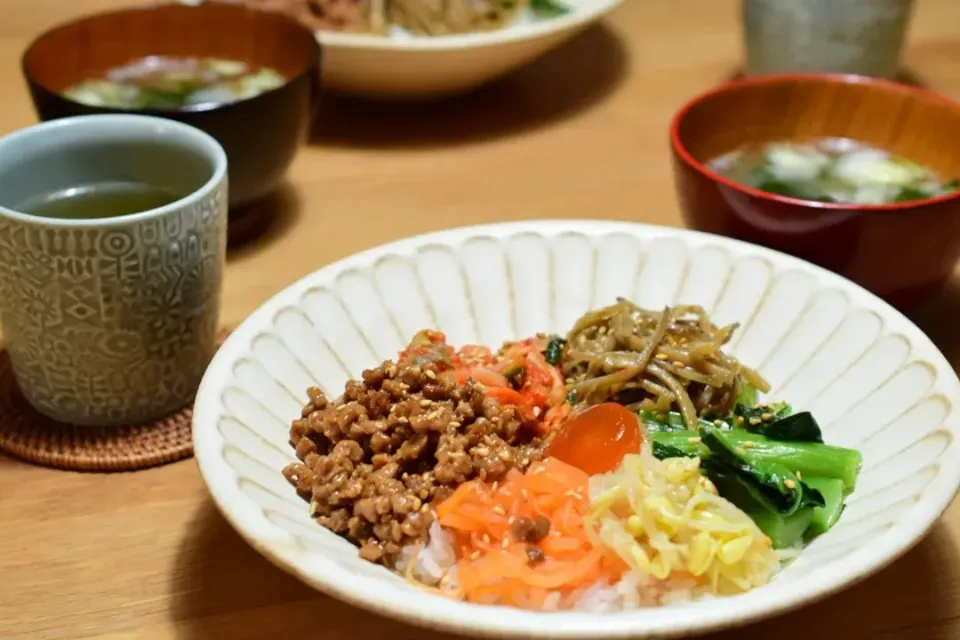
{"left": 670, "top": 73, "right": 960, "bottom": 310}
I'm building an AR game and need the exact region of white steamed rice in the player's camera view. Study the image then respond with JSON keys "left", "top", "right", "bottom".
{"left": 395, "top": 521, "right": 797, "bottom": 612}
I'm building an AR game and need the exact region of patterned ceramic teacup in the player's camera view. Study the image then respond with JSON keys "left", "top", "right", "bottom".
{"left": 0, "top": 114, "right": 228, "bottom": 427}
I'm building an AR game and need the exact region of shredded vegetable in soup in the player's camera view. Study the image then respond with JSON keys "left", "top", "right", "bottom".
{"left": 63, "top": 57, "right": 286, "bottom": 110}
{"left": 281, "top": 301, "right": 863, "bottom": 611}
{"left": 708, "top": 138, "right": 960, "bottom": 205}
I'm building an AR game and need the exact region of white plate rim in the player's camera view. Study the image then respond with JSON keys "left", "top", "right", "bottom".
{"left": 193, "top": 219, "right": 960, "bottom": 638}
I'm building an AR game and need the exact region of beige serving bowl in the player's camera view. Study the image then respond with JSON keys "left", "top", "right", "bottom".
{"left": 184, "top": 0, "right": 623, "bottom": 100}
{"left": 317, "top": 0, "right": 622, "bottom": 100}
{"left": 193, "top": 220, "right": 960, "bottom": 638}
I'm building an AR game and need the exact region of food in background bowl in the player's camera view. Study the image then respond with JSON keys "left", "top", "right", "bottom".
{"left": 237, "top": 0, "right": 390, "bottom": 34}
{"left": 709, "top": 139, "right": 960, "bottom": 206}
{"left": 282, "top": 300, "right": 861, "bottom": 610}
{"left": 389, "top": 0, "right": 569, "bottom": 35}
{"left": 239, "top": 0, "right": 571, "bottom": 36}
{"left": 64, "top": 57, "right": 286, "bottom": 110}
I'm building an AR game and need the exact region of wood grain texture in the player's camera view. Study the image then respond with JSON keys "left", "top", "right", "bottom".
{"left": 1, "top": 1, "right": 960, "bottom": 639}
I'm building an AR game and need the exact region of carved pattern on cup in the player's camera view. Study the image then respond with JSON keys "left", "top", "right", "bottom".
{"left": 0, "top": 183, "right": 227, "bottom": 426}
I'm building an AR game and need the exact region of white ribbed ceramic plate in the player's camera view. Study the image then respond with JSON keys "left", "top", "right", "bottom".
{"left": 193, "top": 220, "right": 960, "bottom": 639}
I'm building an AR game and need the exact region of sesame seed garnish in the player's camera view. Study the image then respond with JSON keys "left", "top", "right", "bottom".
{"left": 448, "top": 421, "right": 461, "bottom": 428}
{"left": 655, "top": 353, "right": 668, "bottom": 360}
{"left": 501, "top": 538, "right": 510, "bottom": 549}
{"left": 425, "top": 369, "right": 437, "bottom": 380}
{"left": 785, "top": 479, "right": 796, "bottom": 489}
{"left": 714, "top": 419, "right": 724, "bottom": 426}
{"left": 737, "top": 416, "right": 745, "bottom": 424}
{"left": 492, "top": 505, "right": 506, "bottom": 515}
{"left": 796, "top": 471, "right": 803, "bottom": 480}
{"left": 419, "top": 399, "right": 432, "bottom": 407}
{"left": 748, "top": 417, "right": 762, "bottom": 425}
{"left": 735, "top": 447, "right": 746, "bottom": 456}
{"left": 470, "top": 550, "right": 481, "bottom": 560}
{"left": 761, "top": 412, "right": 773, "bottom": 421}
{"left": 481, "top": 534, "right": 491, "bottom": 545}
{"left": 533, "top": 407, "right": 542, "bottom": 417}
{"left": 687, "top": 437, "right": 702, "bottom": 444}
{"left": 673, "top": 361, "right": 684, "bottom": 368}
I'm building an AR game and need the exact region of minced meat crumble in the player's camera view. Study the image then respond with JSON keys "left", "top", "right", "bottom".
{"left": 282, "top": 359, "right": 545, "bottom": 565}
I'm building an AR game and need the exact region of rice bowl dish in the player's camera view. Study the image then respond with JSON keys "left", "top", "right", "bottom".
{"left": 192, "top": 220, "right": 960, "bottom": 637}
{"left": 280, "top": 302, "right": 862, "bottom": 610}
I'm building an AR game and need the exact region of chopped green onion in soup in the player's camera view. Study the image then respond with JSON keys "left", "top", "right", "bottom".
{"left": 63, "top": 56, "right": 286, "bottom": 111}
{"left": 708, "top": 138, "right": 960, "bottom": 205}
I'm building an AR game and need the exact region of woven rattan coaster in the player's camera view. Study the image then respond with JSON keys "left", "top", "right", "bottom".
{"left": 0, "top": 330, "right": 230, "bottom": 472}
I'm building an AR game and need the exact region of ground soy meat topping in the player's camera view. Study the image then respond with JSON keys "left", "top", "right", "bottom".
{"left": 282, "top": 359, "right": 545, "bottom": 565}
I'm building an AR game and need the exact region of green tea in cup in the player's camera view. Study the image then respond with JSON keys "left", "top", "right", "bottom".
{"left": 15, "top": 181, "right": 186, "bottom": 220}
{"left": 0, "top": 114, "right": 228, "bottom": 427}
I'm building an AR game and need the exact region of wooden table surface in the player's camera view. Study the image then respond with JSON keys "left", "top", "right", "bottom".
{"left": 2, "top": 1, "right": 960, "bottom": 639}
